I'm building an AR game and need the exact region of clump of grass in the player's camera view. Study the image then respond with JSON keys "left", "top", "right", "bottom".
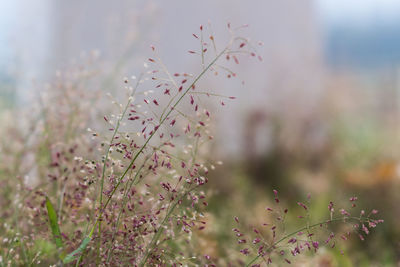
{"left": 0, "top": 23, "right": 383, "bottom": 267}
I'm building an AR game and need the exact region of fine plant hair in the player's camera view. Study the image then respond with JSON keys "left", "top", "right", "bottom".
{"left": 0, "top": 23, "right": 383, "bottom": 267}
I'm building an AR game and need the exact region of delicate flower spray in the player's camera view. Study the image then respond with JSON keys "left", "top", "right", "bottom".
{"left": 234, "top": 190, "right": 383, "bottom": 266}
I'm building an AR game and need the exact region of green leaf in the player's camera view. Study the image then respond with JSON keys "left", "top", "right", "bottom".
{"left": 45, "top": 197, "right": 63, "bottom": 249}
{"left": 63, "top": 237, "right": 91, "bottom": 264}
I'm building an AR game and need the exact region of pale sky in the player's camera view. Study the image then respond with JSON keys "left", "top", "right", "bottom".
{"left": 1, "top": 0, "right": 399, "bottom": 74}
{"left": 317, "top": 0, "right": 400, "bottom": 25}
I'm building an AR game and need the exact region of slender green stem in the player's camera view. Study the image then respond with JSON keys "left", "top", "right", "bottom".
{"left": 139, "top": 199, "right": 179, "bottom": 266}
{"left": 105, "top": 161, "right": 147, "bottom": 263}
{"left": 96, "top": 92, "right": 132, "bottom": 264}
{"left": 96, "top": 117, "right": 119, "bottom": 262}
{"left": 96, "top": 74, "right": 142, "bottom": 263}
{"left": 138, "top": 185, "right": 199, "bottom": 267}
{"left": 138, "top": 47, "right": 227, "bottom": 262}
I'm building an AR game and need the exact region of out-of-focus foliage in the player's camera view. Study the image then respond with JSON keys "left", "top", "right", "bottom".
{"left": 0, "top": 1, "right": 399, "bottom": 266}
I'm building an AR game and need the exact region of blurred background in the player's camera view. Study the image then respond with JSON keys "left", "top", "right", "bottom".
{"left": 0, "top": 0, "right": 399, "bottom": 265}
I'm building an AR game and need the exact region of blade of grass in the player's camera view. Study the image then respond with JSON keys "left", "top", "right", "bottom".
{"left": 46, "top": 196, "right": 66, "bottom": 262}
{"left": 45, "top": 197, "right": 63, "bottom": 249}
{"left": 63, "top": 237, "right": 91, "bottom": 263}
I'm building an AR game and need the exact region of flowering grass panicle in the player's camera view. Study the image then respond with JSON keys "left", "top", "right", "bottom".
{"left": 233, "top": 190, "right": 383, "bottom": 266}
